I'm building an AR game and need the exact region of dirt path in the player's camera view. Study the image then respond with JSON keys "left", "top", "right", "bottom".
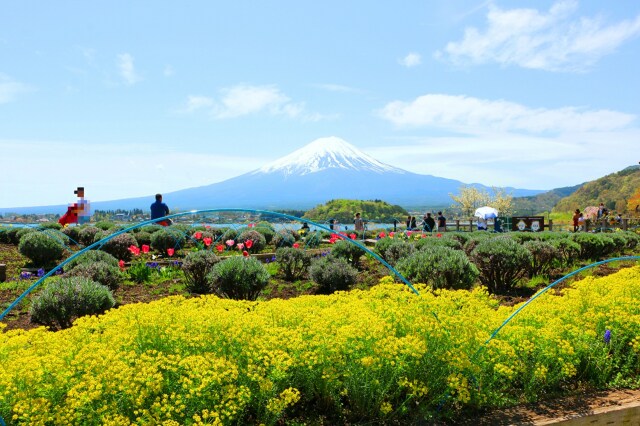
{"left": 465, "top": 388, "right": 640, "bottom": 425}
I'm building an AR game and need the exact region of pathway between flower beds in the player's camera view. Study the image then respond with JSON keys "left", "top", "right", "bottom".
{"left": 463, "top": 388, "right": 640, "bottom": 425}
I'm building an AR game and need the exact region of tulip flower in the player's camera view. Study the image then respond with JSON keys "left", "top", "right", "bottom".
{"left": 194, "top": 232, "right": 202, "bottom": 240}
{"left": 226, "top": 239, "right": 235, "bottom": 247}
{"left": 379, "top": 232, "right": 386, "bottom": 238}
{"left": 436, "top": 233, "right": 442, "bottom": 238}
{"left": 216, "top": 244, "right": 224, "bottom": 253}
{"left": 242, "top": 250, "right": 249, "bottom": 257}
{"left": 203, "top": 237, "right": 212, "bottom": 247}
{"left": 245, "top": 240, "right": 253, "bottom": 249}
{"left": 237, "top": 243, "right": 245, "bottom": 250}
{"left": 389, "top": 232, "right": 395, "bottom": 238}
{"left": 118, "top": 260, "right": 125, "bottom": 270}
{"left": 248, "top": 223, "right": 255, "bottom": 228}
{"left": 349, "top": 233, "right": 356, "bottom": 240}
{"left": 293, "top": 243, "right": 300, "bottom": 249}
{"left": 142, "top": 244, "right": 150, "bottom": 253}
{"left": 167, "top": 248, "right": 175, "bottom": 257}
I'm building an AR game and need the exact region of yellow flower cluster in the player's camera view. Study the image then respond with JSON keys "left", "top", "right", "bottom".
{"left": 1, "top": 266, "right": 639, "bottom": 424}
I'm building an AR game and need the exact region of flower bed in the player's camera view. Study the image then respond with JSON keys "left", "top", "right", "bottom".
{"left": 1, "top": 267, "right": 639, "bottom": 424}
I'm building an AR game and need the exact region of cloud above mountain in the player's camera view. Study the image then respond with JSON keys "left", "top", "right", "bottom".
{"left": 437, "top": 0, "right": 640, "bottom": 72}
{"left": 378, "top": 93, "right": 636, "bottom": 133}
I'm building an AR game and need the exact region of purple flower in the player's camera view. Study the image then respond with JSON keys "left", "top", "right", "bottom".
{"left": 172, "top": 260, "right": 182, "bottom": 267}
{"left": 20, "top": 271, "right": 32, "bottom": 280}
{"left": 56, "top": 268, "right": 63, "bottom": 275}
{"left": 37, "top": 268, "right": 45, "bottom": 277}
{"left": 271, "top": 256, "right": 276, "bottom": 262}
{"left": 146, "top": 262, "right": 159, "bottom": 269}
{"left": 604, "top": 329, "right": 611, "bottom": 344}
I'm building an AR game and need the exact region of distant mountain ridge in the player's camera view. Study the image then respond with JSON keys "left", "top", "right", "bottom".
{"left": 1, "top": 137, "right": 543, "bottom": 214}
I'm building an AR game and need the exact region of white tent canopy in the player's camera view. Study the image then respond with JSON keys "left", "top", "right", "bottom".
{"left": 474, "top": 206, "right": 499, "bottom": 219}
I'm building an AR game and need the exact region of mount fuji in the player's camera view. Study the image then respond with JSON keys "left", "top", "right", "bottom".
{"left": 1, "top": 137, "right": 543, "bottom": 214}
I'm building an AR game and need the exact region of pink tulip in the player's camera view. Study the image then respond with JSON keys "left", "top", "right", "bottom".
{"left": 226, "top": 239, "right": 235, "bottom": 247}
{"left": 167, "top": 248, "right": 175, "bottom": 257}
{"left": 203, "top": 237, "right": 212, "bottom": 247}
{"left": 389, "top": 232, "right": 395, "bottom": 238}
{"left": 237, "top": 243, "right": 244, "bottom": 250}
{"left": 141, "top": 245, "right": 150, "bottom": 253}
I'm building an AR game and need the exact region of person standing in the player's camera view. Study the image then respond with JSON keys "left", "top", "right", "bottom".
{"left": 406, "top": 215, "right": 412, "bottom": 230}
{"left": 423, "top": 213, "right": 436, "bottom": 232}
{"left": 572, "top": 209, "right": 580, "bottom": 232}
{"left": 410, "top": 216, "right": 417, "bottom": 231}
{"left": 354, "top": 212, "right": 365, "bottom": 234}
{"left": 150, "top": 193, "right": 171, "bottom": 226}
{"left": 437, "top": 211, "right": 446, "bottom": 232}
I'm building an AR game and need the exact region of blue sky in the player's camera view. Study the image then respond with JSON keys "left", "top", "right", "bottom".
{"left": 1, "top": 0, "right": 639, "bottom": 208}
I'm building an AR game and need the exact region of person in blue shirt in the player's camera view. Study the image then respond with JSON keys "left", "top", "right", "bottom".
{"left": 150, "top": 193, "right": 171, "bottom": 226}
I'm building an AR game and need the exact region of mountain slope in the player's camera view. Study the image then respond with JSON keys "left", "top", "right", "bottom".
{"left": 512, "top": 184, "right": 583, "bottom": 215}
{"left": 552, "top": 165, "right": 640, "bottom": 213}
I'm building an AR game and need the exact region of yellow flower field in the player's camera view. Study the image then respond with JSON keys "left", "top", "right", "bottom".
{"left": 1, "top": 266, "right": 639, "bottom": 425}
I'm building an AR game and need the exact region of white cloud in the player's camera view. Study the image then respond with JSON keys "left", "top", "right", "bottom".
{"left": 184, "top": 95, "right": 215, "bottom": 112}
{"left": 180, "top": 84, "right": 325, "bottom": 121}
{"left": 437, "top": 0, "right": 640, "bottom": 72}
{"left": 117, "top": 53, "right": 141, "bottom": 85}
{"left": 0, "top": 73, "right": 31, "bottom": 104}
{"left": 379, "top": 93, "right": 635, "bottom": 134}
{"left": 366, "top": 127, "right": 639, "bottom": 190}
{"left": 212, "top": 84, "right": 301, "bottom": 119}
{"left": 399, "top": 52, "right": 422, "bottom": 67}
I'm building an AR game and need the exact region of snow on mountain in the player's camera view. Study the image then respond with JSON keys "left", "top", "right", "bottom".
{"left": 254, "top": 136, "right": 406, "bottom": 176}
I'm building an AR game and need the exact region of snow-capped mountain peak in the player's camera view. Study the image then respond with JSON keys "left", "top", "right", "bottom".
{"left": 254, "top": 136, "right": 406, "bottom": 176}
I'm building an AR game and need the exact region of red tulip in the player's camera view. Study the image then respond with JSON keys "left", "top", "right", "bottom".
{"left": 245, "top": 240, "right": 253, "bottom": 249}
{"left": 118, "top": 259, "right": 125, "bottom": 270}
{"left": 167, "top": 248, "right": 175, "bottom": 257}
{"left": 293, "top": 242, "right": 300, "bottom": 249}
{"left": 407, "top": 231, "right": 413, "bottom": 237}
{"left": 248, "top": 223, "right": 255, "bottom": 228}
{"left": 242, "top": 250, "right": 249, "bottom": 257}
{"left": 349, "top": 233, "right": 356, "bottom": 240}
{"left": 437, "top": 233, "right": 442, "bottom": 238}
{"left": 194, "top": 231, "right": 202, "bottom": 240}
{"left": 203, "top": 237, "right": 212, "bottom": 247}
{"left": 216, "top": 244, "right": 224, "bottom": 253}
{"left": 379, "top": 232, "right": 386, "bottom": 238}
{"left": 141, "top": 244, "right": 150, "bottom": 253}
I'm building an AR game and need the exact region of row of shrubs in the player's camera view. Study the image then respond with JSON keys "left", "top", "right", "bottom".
{"left": 1, "top": 222, "right": 329, "bottom": 267}
{"left": 375, "top": 230, "right": 640, "bottom": 294}
{"left": 28, "top": 241, "right": 364, "bottom": 330}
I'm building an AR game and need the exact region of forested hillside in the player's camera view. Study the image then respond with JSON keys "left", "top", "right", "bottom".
{"left": 553, "top": 165, "right": 640, "bottom": 213}
{"left": 302, "top": 199, "right": 408, "bottom": 223}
